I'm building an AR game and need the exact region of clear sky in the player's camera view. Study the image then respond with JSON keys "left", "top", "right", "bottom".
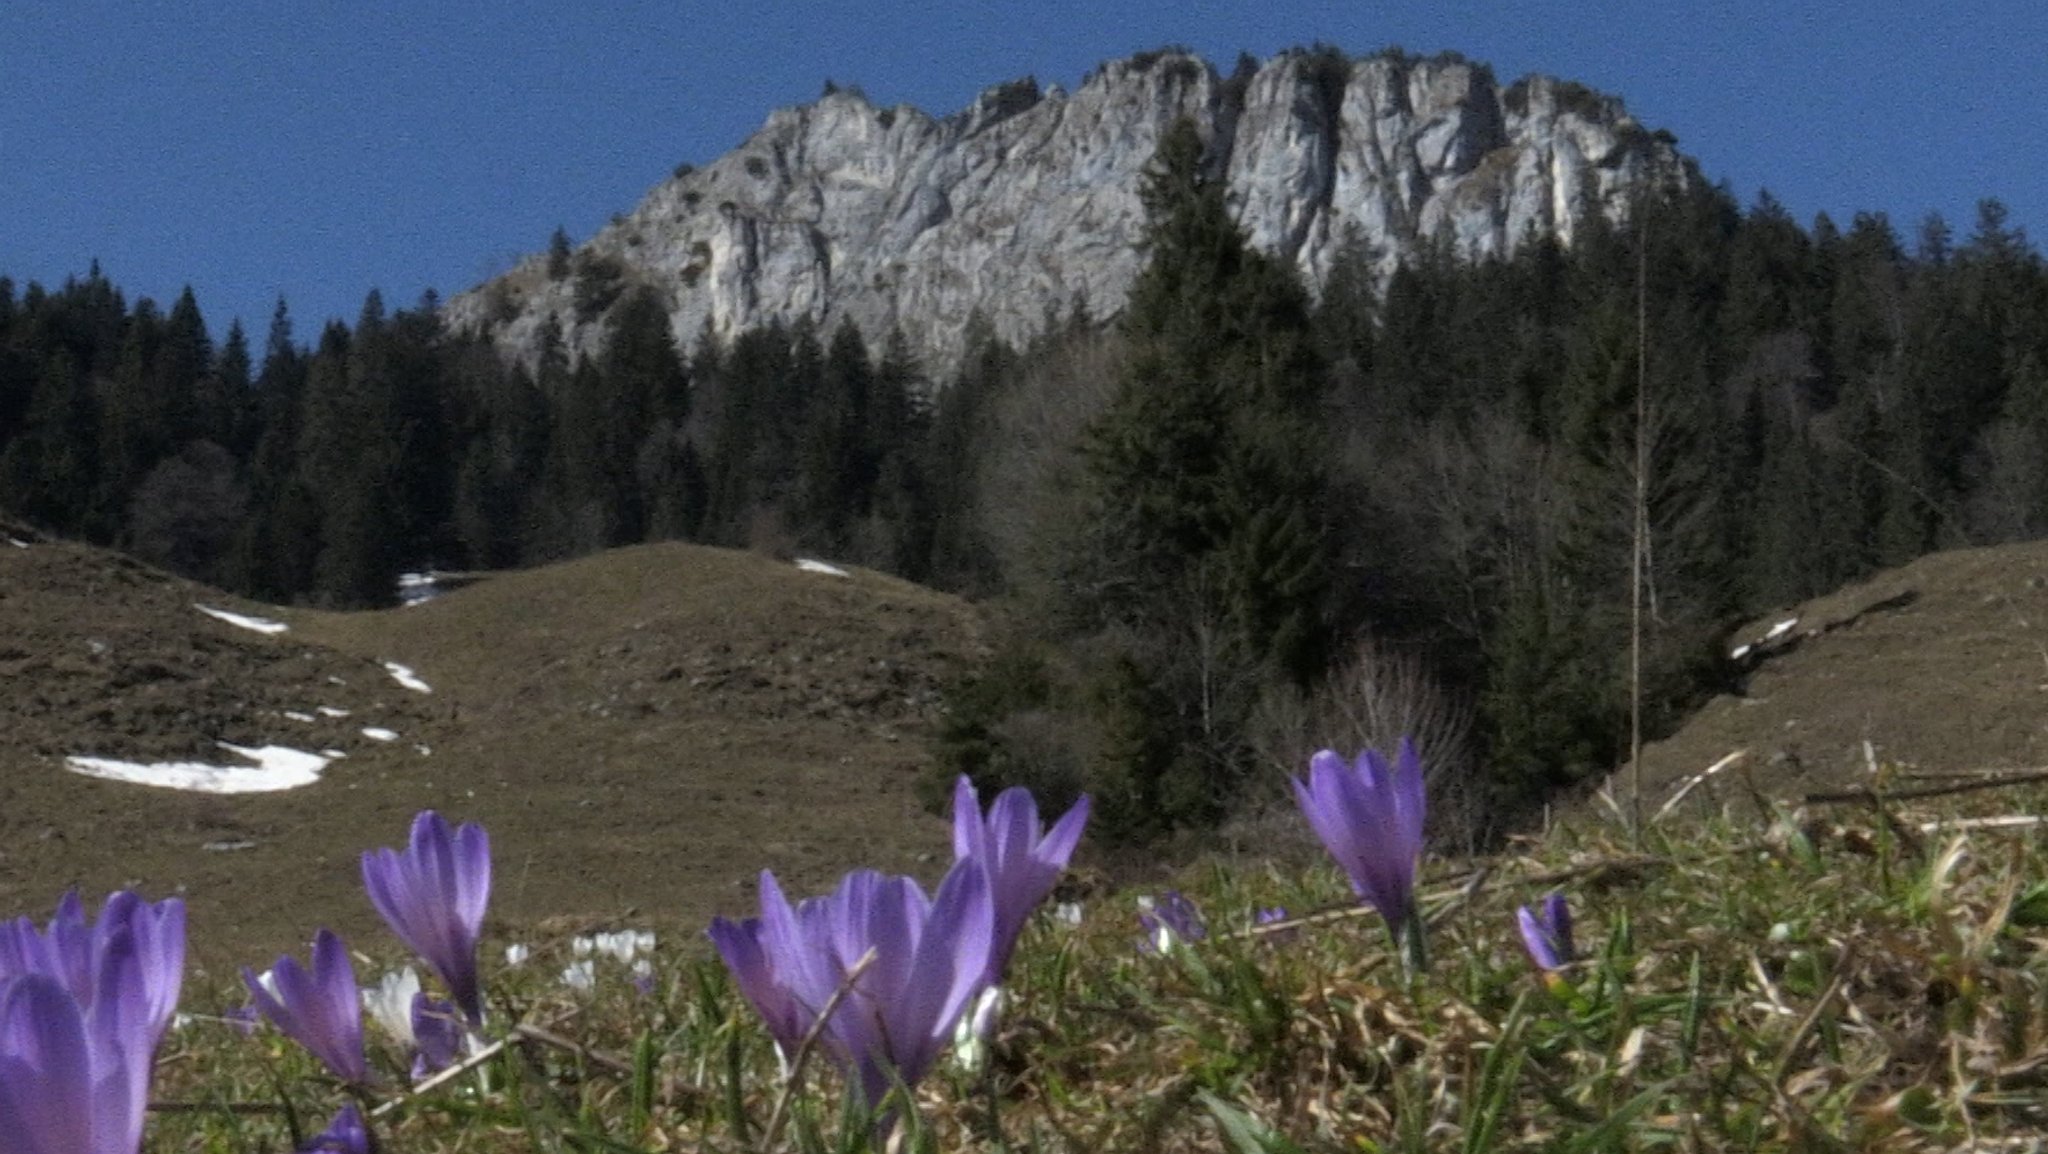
{"left": 3, "top": 3, "right": 2041, "bottom": 340}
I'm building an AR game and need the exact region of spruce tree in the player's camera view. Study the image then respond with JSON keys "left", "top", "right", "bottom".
{"left": 1064, "top": 116, "right": 1336, "bottom": 831}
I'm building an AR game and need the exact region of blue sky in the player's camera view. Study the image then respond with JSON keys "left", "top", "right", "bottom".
{"left": 3, "top": 3, "right": 2041, "bottom": 340}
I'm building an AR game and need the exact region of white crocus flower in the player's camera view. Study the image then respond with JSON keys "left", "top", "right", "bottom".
{"left": 951, "top": 986, "right": 1006, "bottom": 1073}
{"left": 361, "top": 966, "right": 423, "bottom": 1045}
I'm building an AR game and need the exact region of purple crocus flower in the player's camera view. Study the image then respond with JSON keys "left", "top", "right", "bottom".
{"left": 0, "top": 890, "right": 187, "bottom": 1053}
{"left": 1516, "top": 892, "right": 1574, "bottom": 972}
{"left": 361, "top": 811, "right": 491, "bottom": 1024}
{"left": 300, "top": 1102, "right": 372, "bottom": 1153}
{"left": 713, "top": 861, "right": 994, "bottom": 1112}
{"left": 1293, "top": 740, "right": 1428, "bottom": 937}
{"left": 706, "top": 915, "right": 807, "bottom": 1061}
{"left": 244, "top": 929, "right": 369, "bottom": 1085}
{"left": 951, "top": 777, "right": 1090, "bottom": 977}
{"left": 1253, "top": 906, "right": 1298, "bottom": 945}
{"left": 1137, "top": 891, "right": 1206, "bottom": 954}
{"left": 408, "top": 994, "right": 463, "bottom": 1080}
{"left": 0, "top": 922, "right": 168, "bottom": 1154}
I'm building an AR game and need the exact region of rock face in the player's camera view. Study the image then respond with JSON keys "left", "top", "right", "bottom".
{"left": 446, "top": 47, "right": 1686, "bottom": 374}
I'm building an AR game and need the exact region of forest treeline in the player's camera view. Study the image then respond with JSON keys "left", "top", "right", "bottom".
{"left": 4, "top": 122, "right": 2044, "bottom": 842}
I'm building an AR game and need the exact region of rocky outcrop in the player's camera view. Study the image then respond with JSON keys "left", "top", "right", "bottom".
{"left": 446, "top": 47, "right": 1685, "bottom": 374}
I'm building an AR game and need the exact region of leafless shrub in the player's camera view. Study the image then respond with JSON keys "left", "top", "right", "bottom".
{"left": 976, "top": 329, "right": 1125, "bottom": 603}
{"left": 1247, "top": 635, "right": 1486, "bottom": 853}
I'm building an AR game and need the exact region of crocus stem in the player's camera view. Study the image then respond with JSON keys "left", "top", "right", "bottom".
{"left": 1395, "top": 908, "right": 1430, "bottom": 983}
{"left": 983, "top": 1056, "right": 1011, "bottom": 1154}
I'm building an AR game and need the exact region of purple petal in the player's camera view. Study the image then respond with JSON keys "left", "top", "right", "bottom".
{"left": 888, "top": 858, "right": 993, "bottom": 1092}
{"left": 409, "top": 994, "right": 463, "bottom": 1078}
{"left": 0, "top": 974, "right": 97, "bottom": 1154}
{"left": 951, "top": 776, "right": 984, "bottom": 862}
{"left": 1542, "top": 892, "right": 1573, "bottom": 960}
{"left": 300, "top": 1102, "right": 371, "bottom": 1154}
{"left": 755, "top": 872, "right": 836, "bottom": 1032}
{"left": 1036, "top": 795, "right": 1091, "bottom": 872}
{"left": 245, "top": 930, "right": 367, "bottom": 1084}
{"left": 1294, "top": 744, "right": 1424, "bottom": 929}
{"left": 952, "top": 781, "right": 1090, "bottom": 978}
{"left": 708, "top": 914, "right": 805, "bottom": 1056}
{"left": 731, "top": 862, "right": 999, "bottom": 1114}
{"left": 0, "top": 894, "right": 178, "bottom": 1154}
{"left": 362, "top": 811, "right": 489, "bottom": 1023}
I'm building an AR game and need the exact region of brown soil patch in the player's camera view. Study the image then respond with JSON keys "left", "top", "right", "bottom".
{"left": 0, "top": 520, "right": 982, "bottom": 975}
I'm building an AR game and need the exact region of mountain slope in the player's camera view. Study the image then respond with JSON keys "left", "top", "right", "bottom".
{"left": 447, "top": 46, "right": 1684, "bottom": 372}
{"left": 1632, "top": 539, "right": 2048, "bottom": 815}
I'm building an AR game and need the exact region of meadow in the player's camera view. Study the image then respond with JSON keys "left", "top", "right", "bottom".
{"left": 114, "top": 765, "right": 2048, "bottom": 1153}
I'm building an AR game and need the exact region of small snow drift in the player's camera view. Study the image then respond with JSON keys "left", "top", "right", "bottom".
{"left": 795, "top": 558, "right": 850, "bottom": 577}
{"left": 383, "top": 661, "right": 432, "bottom": 693}
{"left": 64, "top": 742, "right": 334, "bottom": 793}
{"left": 195, "top": 604, "right": 290, "bottom": 635}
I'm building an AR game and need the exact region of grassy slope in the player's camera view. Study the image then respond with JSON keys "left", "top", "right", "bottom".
{"left": 1, "top": 536, "right": 982, "bottom": 971}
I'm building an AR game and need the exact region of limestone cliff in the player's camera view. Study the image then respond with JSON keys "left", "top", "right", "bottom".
{"left": 446, "top": 47, "right": 1686, "bottom": 373}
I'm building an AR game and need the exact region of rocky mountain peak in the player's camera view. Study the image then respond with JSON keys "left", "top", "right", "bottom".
{"left": 446, "top": 46, "right": 1686, "bottom": 373}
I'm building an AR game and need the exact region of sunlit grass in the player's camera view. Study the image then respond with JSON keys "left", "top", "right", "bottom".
{"left": 143, "top": 781, "right": 2048, "bottom": 1152}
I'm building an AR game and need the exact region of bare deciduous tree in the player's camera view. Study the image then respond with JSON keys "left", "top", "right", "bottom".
{"left": 975, "top": 329, "right": 1125, "bottom": 603}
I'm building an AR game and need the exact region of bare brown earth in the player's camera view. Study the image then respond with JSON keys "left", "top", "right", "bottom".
{"left": 0, "top": 518, "right": 981, "bottom": 976}
{"left": 1625, "top": 538, "right": 2048, "bottom": 817}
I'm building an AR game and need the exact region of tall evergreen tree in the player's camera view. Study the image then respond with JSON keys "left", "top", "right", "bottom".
{"left": 1063, "top": 116, "right": 1337, "bottom": 830}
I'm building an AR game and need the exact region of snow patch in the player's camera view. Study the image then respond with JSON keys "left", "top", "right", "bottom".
{"left": 194, "top": 604, "right": 289, "bottom": 635}
{"left": 1729, "top": 643, "right": 1753, "bottom": 661}
{"left": 795, "top": 558, "right": 850, "bottom": 577}
{"left": 397, "top": 571, "right": 441, "bottom": 607}
{"left": 382, "top": 662, "right": 431, "bottom": 693}
{"left": 361, "top": 727, "right": 399, "bottom": 742}
{"left": 283, "top": 710, "right": 316, "bottom": 723}
{"left": 6, "top": 536, "right": 28, "bottom": 549}
{"left": 317, "top": 706, "right": 351, "bottom": 718}
{"left": 64, "top": 742, "right": 334, "bottom": 793}
{"left": 1765, "top": 617, "right": 1799, "bottom": 641}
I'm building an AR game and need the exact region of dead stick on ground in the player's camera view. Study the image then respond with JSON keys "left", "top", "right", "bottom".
{"left": 759, "top": 947, "right": 877, "bottom": 1154}
{"left": 1805, "top": 768, "right": 2048, "bottom": 805}
{"left": 371, "top": 1034, "right": 511, "bottom": 1120}
{"left": 149, "top": 1101, "right": 291, "bottom": 1115}
{"left": 1228, "top": 855, "right": 1668, "bottom": 942}
{"left": 1772, "top": 944, "right": 1854, "bottom": 1088}
{"left": 1654, "top": 750, "right": 1748, "bottom": 824}
{"left": 513, "top": 1021, "right": 634, "bottom": 1076}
